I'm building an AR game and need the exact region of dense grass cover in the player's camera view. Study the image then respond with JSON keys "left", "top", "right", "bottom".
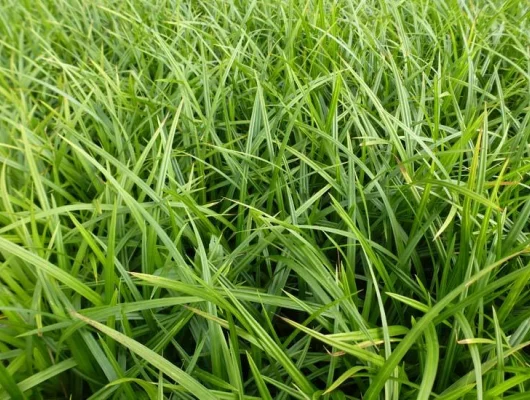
{"left": 0, "top": 0, "right": 529, "bottom": 398}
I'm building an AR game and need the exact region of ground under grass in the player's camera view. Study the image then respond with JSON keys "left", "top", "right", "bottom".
{"left": 0, "top": 0, "right": 529, "bottom": 399}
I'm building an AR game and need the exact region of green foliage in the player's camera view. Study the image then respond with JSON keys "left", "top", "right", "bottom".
{"left": 0, "top": 0, "right": 529, "bottom": 398}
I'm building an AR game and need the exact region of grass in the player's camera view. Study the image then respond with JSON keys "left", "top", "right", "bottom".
{"left": 0, "top": 0, "right": 529, "bottom": 398}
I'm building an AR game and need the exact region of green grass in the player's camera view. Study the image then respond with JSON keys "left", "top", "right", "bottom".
{"left": 0, "top": 0, "right": 529, "bottom": 398}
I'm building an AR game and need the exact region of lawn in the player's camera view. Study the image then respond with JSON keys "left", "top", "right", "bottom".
{"left": 0, "top": 0, "right": 529, "bottom": 398}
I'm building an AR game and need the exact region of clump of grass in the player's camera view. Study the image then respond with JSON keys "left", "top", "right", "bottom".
{"left": 0, "top": 0, "right": 529, "bottom": 398}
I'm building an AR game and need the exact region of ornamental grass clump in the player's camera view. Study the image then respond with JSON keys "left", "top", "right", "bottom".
{"left": 0, "top": 0, "right": 529, "bottom": 399}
